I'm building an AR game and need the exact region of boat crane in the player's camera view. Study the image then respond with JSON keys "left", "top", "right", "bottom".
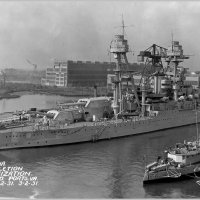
{"left": 137, "top": 44, "right": 167, "bottom": 84}
{"left": 137, "top": 44, "right": 168, "bottom": 116}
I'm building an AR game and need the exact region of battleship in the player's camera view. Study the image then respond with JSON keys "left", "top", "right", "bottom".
{"left": 0, "top": 21, "right": 200, "bottom": 150}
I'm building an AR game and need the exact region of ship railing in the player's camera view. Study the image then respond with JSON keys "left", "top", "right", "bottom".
{"left": 36, "top": 120, "right": 86, "bottom": 130}
{"left": 166, "top": 168, "right": 181, "bottom": 178}
{"left": 0, "top": 116, "right": 20, "bottom": 123}
{"left": 3, "top": 120, "right": 30, "bottom": 130}
{"left": 32, "top": 122, "right": 66, "bottom": 131}
{"left": 91, "top": 115, "right": 151, "bottom": 127}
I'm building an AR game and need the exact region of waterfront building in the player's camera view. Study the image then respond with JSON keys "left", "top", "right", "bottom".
{"left": 40, "top": 58, "right": 199, "bottom": 90}
{"left": 42, "top": 60, "right": 144, "bottom": 87}
{"left": 44, "top": 62, "right": 68, "bottom": 87}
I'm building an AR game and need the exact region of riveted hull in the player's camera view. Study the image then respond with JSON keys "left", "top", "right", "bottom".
{"left": 0, "top": 109, "right": 200, "bottom": 150}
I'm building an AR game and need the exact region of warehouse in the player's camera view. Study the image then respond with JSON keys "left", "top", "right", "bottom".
{"left": 43, "top": 60, "right": 143, "bottom": 87}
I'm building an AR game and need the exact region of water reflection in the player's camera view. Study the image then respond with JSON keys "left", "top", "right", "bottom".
{"left": 0, "top": 124, "right": 198, "bottom": 198}
{"left": 0, "top": 94, "right": 78, "bottom": 113}
{"left": 144, "top": 179, "right": 200, "bottom": 198}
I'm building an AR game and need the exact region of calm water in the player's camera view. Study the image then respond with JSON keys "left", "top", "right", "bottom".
{"left": 0, "top": 94, "right": 78, "bottom": 113}
{"left": 0, "top": 94, "right": 200, "bottom": 198}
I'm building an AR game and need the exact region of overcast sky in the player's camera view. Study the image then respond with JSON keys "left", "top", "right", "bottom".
{"left": 0, "top": 1, "right": 200, "bottom": 71}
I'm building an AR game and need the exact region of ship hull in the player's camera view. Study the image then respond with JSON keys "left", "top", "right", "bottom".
{"left": 0, "top": 109, "right": 200, "bottom": 150}
{"left": 143, "top": 164, "right": 200, "bottom": 184}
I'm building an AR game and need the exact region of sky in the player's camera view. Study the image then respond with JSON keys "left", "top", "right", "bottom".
{"left": 0, "top": 0, "right": 200, "bottom": 71}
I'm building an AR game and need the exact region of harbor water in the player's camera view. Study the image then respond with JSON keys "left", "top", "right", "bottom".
{"left": 0, "top": 94, "right": 200, "bottom": 198}
{"left": 0, "top": 94, "right": 78, "bottom": 113}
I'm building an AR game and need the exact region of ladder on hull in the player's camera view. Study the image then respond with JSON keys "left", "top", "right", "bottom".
{"left": 92, "top": 126, "right": 107, "bottom": 142}
{"left": 166, "top": 168, "right": 181, "bottom": 178}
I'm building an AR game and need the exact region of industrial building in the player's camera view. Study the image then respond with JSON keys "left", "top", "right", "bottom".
{"left": 42, "top": 60, "right": 144, "bottom": 87}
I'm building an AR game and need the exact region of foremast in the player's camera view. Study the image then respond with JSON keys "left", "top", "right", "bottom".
{"left": 110, "top": 17, "right": 139, "bottom": 117}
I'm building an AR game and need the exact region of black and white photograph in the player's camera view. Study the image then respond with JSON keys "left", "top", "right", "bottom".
{"left": 0, "top": 0, "right": 200, "bottom": 198}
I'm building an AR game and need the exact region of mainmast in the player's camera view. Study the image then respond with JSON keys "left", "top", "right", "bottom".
{"left": 165, "top": 40, "right": 189, "bottom": 101}
{"left": 121, "top": 14, "right": 125, "bottom": 36}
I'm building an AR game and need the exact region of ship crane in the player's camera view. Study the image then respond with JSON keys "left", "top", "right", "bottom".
{"left": 137, "top": 44, "right": 167, "bottom": 116}
{"left": 138, "top": 44, "right": 168, "bottom": 92}
{"left": 137, "top": 44, "right": 167, "bottom": 79}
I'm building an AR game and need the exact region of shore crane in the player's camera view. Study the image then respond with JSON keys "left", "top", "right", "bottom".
{"left": 26, "top": 59, "right": 37, "bottom": 70}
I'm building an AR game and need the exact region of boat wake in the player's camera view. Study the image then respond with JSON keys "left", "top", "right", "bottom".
{"left": 29, "top": 189, "right": 40, "bottom": 199}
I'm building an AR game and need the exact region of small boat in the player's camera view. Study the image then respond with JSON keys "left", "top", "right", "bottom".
{"left": 143, "top": 143, "right": 200, "bottom": 184}
{"left": 143, "top": 105, "right": 200, "bottom": 184}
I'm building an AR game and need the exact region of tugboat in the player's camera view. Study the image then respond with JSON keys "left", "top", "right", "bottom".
{"left": 143, "top": 106, "right": 200, "bottom": 184}
{"left": 143, "top": 142, "right": 200, "bottom": 184}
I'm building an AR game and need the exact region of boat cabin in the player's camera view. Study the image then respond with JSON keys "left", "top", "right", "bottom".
{"left": 168, "top": 142, "right": 200, "bottom": 165}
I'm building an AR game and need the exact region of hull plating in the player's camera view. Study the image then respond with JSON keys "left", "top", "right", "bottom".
{"left": 0, "top": 109, "right": 200, "bottom": 150}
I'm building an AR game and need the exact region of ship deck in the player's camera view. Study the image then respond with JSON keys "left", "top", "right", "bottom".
{"left": 0, "top": 116, "right": 148, "bottom": 133}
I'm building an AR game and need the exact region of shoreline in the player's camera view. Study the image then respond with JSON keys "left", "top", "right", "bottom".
{"left": 0, "top": 93, "right": 20, "bottom": 100}
{"left": 0, "top": 83, "right": 109, "bottom": 100}
{"left": 0, "top": 89, "right": 93, "bottom": 100}
{"left": 10, "top": 90, "right": 92, "bottom": 97}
